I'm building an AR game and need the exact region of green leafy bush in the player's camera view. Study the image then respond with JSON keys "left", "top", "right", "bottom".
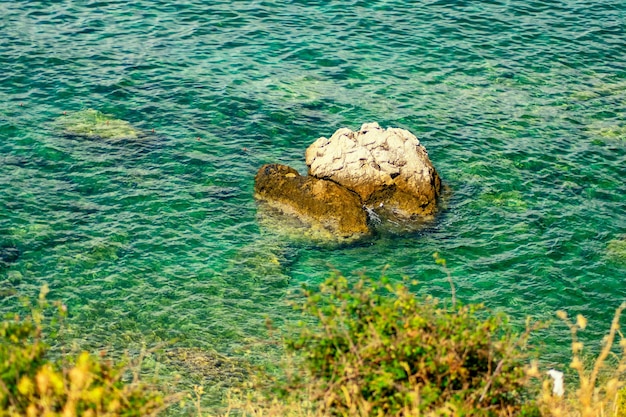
{"left": 0, "top": 287, "right": 166, "bottom": 416}
{"left": 285, "top": 273, "right": 536, "bottom": 416}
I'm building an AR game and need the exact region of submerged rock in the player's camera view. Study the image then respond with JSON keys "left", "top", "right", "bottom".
{"left": 224, "top": 237, "right": 293, "bottom": 289}
{"left": 56, "top": 109, "right": 145, "bottom": 141}
{"left": 306, "top": 122, "right": 441, "bottom": 218}
{"left": 161, "top": 347, "right": 246, "bottom": 386}
{"left": 587, "top": 123, "right": 626, "bottom": 142}
{"left": 0, "top": 244, "right": 20, "bottom": 270}
{"left": 607, "top": 236, "right": 626, "bottom": 264}
{"left": 254, "top": 164, "right": 369, "bottom": 240}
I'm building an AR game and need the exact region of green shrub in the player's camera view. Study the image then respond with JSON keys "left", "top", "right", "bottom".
{"left": 0, "top": 287, "right": 166, "bottom": 416}
{"left": 285, "top": 273, "right": 536, "bottom": 416}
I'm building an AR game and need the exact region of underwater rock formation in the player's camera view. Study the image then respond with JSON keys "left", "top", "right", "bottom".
{"left": 607, "top": 236, "right": 626, "bottom": 264}
{"left": 55, "top": 109, "right": 145, "bottom": 141}
{"left": 161, "top": 347, "right": 246, "bottom": 386}
{"left": 254, "top": 164, "right": 369, "bottom": 239}
{"left": 254, "top": 123, "right": 441, "bottom": 240}
{"left": 0, "top": 244, "right": 20, "bottom": 270}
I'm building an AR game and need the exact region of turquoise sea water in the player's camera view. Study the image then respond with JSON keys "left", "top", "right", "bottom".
{"left": 1, "top": 0, "right": 625, "bottom": 400}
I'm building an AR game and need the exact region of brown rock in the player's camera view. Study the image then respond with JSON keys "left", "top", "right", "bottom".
{"left": 306, "top": 122, "right": 441, "bottom": 218}
{"left": 254, "top": 164, "right": 369, "bottom": 239}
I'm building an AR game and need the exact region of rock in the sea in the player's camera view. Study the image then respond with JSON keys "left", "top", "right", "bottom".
{"left": 607, "top": 236, "right": 626, "bottom": 264}
{"left": 255, "top": 123, "right": 442, "bottom": 240}
{"left": 56, "top": 109, "right": 145, "bottom": 141}
{"left": 305, "top": 122, "right": 441, "bottom": 218}
{"left": 161, "top": 347, "right": 246, "bottom": 386}
{"left": 0, "top": 244, "right": 20, "bottom": 270}
{"left": 254, "top": 164, "right": 369, "bottom": 239}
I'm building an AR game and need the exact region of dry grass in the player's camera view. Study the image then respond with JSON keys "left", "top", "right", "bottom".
{"left": 537, "top": 302, "right": 626, "bottom": 417}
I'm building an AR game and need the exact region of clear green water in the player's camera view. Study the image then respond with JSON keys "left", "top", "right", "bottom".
{"left": 1, "top": 0, "right": 625, "bottom": 394}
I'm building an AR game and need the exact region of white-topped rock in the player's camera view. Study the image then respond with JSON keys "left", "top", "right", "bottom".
{"left": 305, "top": 122, "right": 441, "bottom": 218}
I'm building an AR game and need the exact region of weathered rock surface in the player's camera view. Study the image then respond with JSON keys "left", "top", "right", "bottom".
{"left": 254, "top": 123, "right": 442, "bottom": 240}
{"left": 254, "top": 164, "right": 369, "bottom": 239}
{"left": 306, "top": 122, "right": 441, "bottom": 218}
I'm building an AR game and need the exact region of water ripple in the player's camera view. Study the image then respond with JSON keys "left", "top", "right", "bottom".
{"left": 1, "top": 0, "right": 625, "bottom": 396}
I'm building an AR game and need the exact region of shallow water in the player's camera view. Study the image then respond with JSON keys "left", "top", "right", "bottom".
{"left": 1, "top": 0, "right": 625, "bottom": 400}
